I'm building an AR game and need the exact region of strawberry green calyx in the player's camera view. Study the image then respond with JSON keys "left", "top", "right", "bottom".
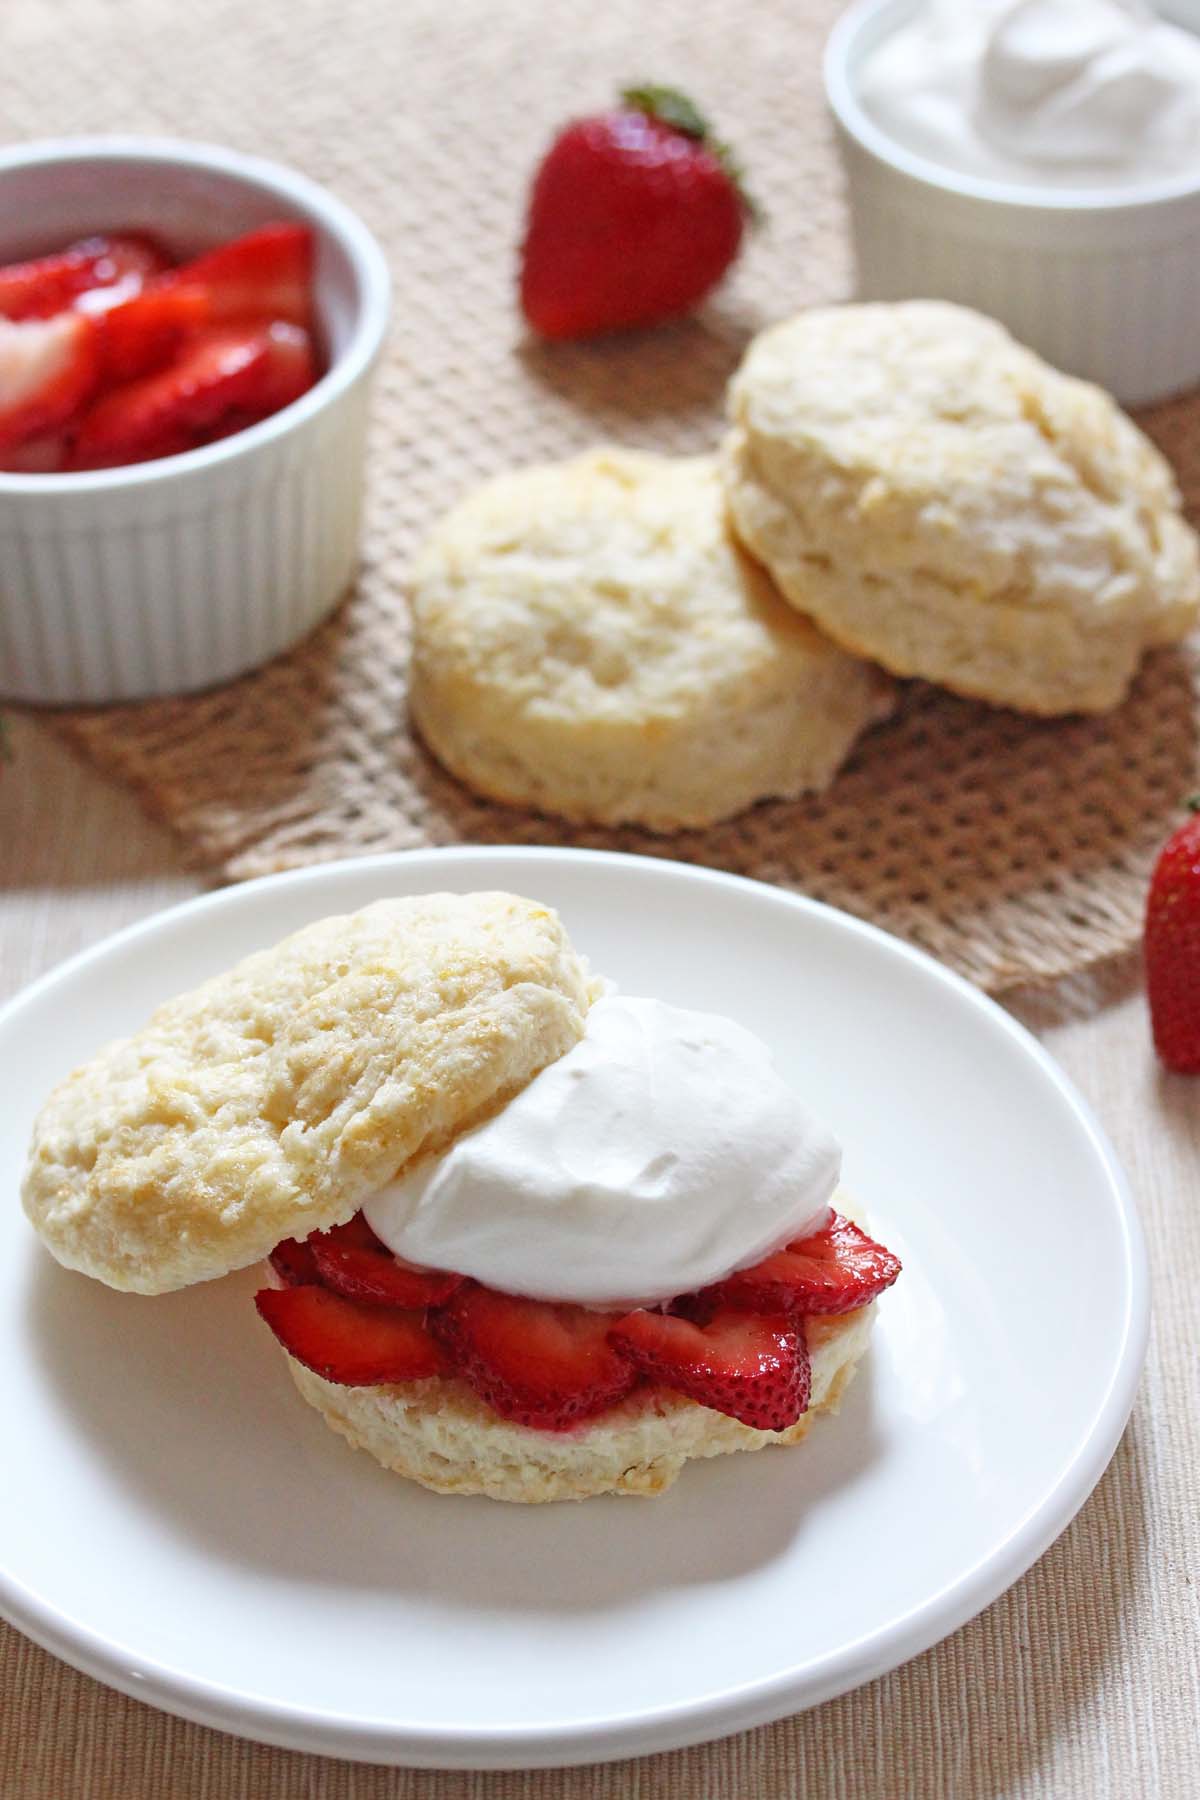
{"left": 621, "top": 84, "right": 712, "bottom": 140}
{"left": 620, "top": 83, "right": 763, "bottom": 223}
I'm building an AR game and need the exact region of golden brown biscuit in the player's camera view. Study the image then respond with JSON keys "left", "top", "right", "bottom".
{"left": 723, "top": 301, "right": 1200, "bottom": 714}
{"left": 409, "top": 448, "right": 894, "bottom": 829}
{"left": 22, "top": 892, "right": 594, "bottom": 1293}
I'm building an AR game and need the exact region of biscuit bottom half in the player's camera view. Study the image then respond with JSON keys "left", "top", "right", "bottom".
{"left": 281, "top": 1304, "right": 876, "bottom": 1504}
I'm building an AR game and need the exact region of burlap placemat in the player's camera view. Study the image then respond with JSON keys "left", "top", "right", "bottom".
{"left": 20, "top": 0, "right": 1200, "bottom": 991}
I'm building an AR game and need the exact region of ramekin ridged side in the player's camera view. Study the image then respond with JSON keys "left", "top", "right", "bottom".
{"left": 0, "top": 384, "right": 369, "bottom": 703}
{"left": 825, "top": 0, "right": 1200, "bottom": 408}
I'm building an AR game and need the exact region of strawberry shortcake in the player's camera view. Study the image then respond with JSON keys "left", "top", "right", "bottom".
{"left": 22, "top": 891, "right": 900, "bottom": 1502}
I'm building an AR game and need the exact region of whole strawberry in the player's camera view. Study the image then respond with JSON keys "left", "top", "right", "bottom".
{"left": 1145, "top": 798, "right": 1200, "bottom": 1073}
{"left": 519, "top": 84, "right": 755, "bottom": 340}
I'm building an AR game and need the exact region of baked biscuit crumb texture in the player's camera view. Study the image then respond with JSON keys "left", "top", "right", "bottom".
{"left": 21, "top": 893, "right": 593, "bottom": 1293}
{"left": 287, "top": 1303, "right": 875, "bottom": 1502}
{"left": 723, "top": 302, "right": 1200, "bottom": 715}
{"left": 409, "top": 448, "right": 895, "bottom": 830}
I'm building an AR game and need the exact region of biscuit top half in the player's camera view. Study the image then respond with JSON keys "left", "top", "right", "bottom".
{"left": 21, "top": 892, "right": 595, "bottom": 1294}
{"left": 727, "top": 301, "right": 1200, "bottom": 641}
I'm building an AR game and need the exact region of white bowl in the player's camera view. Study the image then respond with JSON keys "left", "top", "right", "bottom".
{"left": 0, "top": 138, "right": 390, "bottom": 704}
{"left": 825, "top": 0, "right": 1200, "bottom": 407}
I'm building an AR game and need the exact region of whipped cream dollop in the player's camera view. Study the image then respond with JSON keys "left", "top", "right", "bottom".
{"left": 363, "top": 994, "right": 840, "bottom": 1308}
{"left": 856, "top": 0, "right": 1200, "bottom": 188}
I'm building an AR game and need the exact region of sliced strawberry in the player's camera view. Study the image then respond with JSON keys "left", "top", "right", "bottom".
{"left": 204, "top": 323, "right": 320, "bottom": 444}
{"left": 76, "top": 232, "right": 173, "bottom": 288}
{"left": 718, "top": 1212, "right": 902, "bottom": 1317}
{"left": 432, "top": 1284, "right": 638, "bottom": 1431}
{"left": 0, "top": 313, "right": 98, "bottom": 451}
{"left": 68, "top": 324, "right": 272, "bottom": 469}
{"left": 268, "top": 1236, "right": 321, "bottom": 1286}
{"left": 93, "top": 282, "right": 209, "bottom": 384}
{"left": 253, "top": 320, "right": 318, "bottom": 408}
{"left": 0, "top": 246, "right": 97, "bottom": 321}
{"left": 608, "top": 1306, "right": 809, "bottom": 1430}
{"left": 255, "top": 1284, "right": 450, "bottom": 1385}
{"left": 0, "top": 431, "right": 68, "bottom": 473}
{"left": 0, "top": 231, "right": 171, "bottom": 322}
{"left": 309, "top": 1212, "right": 463, "bottom": 1309}
{"left": 169, "top": 222, "right": 314, "bottom": 328}
{"left": 0, "top": 246, "right": 95, "bottom": 321}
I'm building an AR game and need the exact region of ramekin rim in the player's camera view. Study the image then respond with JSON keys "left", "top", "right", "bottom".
{"left": 824, "top": 0, "right": 1200, "bottom": 217}
{"left": 0, "top": 135, "right": 391, "bottom": 497}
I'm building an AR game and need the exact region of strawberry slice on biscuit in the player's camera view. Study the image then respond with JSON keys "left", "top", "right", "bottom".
{"left": 309, "top": 1212, "right": 463, "bottom": 1310}
{"left": 716, "top": 1212, "right": 902, "bottom": 1317}
{"left": 432, "top": 1285, "right": 638, "bottom": 1431}
{"left": 268, "top": 1236, "right": 321, "bottom": 1287}
{"left": 255, "top": 1284, "right": 450, "bottom": 1386}
{"left": 609, "top": 1306, "right": 810, "bottom": 1431}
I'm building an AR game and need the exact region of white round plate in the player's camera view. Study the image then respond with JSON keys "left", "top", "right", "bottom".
{"left": 0, "top": 849, "right": 1146, "bottom": 1769}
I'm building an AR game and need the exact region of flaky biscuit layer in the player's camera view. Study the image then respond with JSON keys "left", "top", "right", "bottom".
{"left": 22, "top": 892, "right": 593, "bottom": 1292}
{"left": 724, "top": 302, "right": 1200, "bottom": 715}
{"left": 409, "top": 448, "right": 894, "bottom": 829}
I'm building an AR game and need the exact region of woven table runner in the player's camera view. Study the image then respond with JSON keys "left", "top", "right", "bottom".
{"left": 20, "top": 0, "right": 1200, "bottom": 991}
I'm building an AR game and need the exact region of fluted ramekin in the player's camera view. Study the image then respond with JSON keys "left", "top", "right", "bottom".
{"left": 825, "top": 0, "right": 1200, "bottom": 408}
{"left": 0, "top": 138, "right": 390, "bottom": 704}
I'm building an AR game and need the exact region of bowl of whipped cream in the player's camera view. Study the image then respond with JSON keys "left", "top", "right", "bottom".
{"left": 825, "top": 0, "right": 1200, "bottom": 404}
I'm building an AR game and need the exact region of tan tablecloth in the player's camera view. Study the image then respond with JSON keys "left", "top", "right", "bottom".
{"left": 2, "top": 715, "right": 1198, "bottom": 1798}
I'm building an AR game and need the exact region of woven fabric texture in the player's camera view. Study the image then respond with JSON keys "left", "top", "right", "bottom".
{"left": 16, "top": 0, "right": 1198, "bottom": 991}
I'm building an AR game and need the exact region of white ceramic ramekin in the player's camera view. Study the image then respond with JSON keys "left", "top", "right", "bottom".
{"left": 825, "top": 0, "right": 1200, "bottom": 408}
{"left": 0, "top": 138, "right": 390, "bottom": 704}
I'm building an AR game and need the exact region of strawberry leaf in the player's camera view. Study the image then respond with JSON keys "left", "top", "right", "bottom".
{"left": 620, "top": 82, "right": 763, "bottom": 224}
{"left": 621, "top": 84, "right": 711, "bottom": 141}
